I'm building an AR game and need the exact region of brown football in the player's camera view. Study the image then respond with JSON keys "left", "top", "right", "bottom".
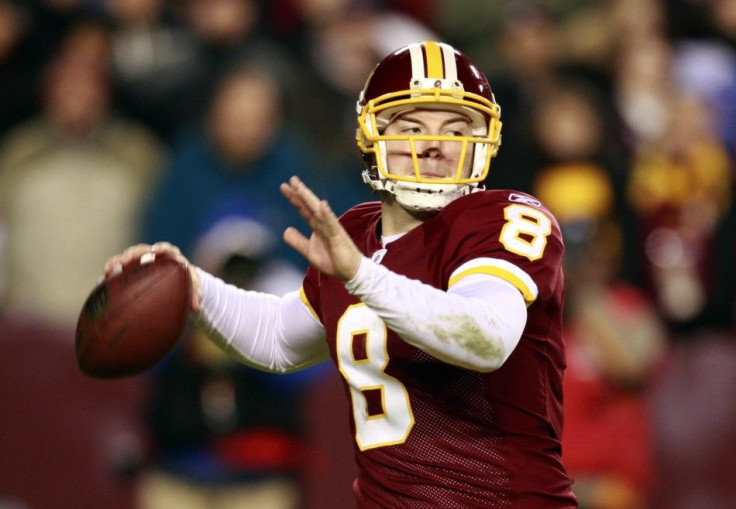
{"left": 75, "top": 252, "right": 192, "bottom": 378}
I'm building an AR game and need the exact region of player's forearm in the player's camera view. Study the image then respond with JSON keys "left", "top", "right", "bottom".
{"left": 193, "top": 268, "right": 328, "bottom": 373}
{"left": 345, "top": 257, "right": 527, "bottom": 372}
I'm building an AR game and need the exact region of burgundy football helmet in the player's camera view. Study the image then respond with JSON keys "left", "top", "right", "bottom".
{"left": 356, "top": 41, "right": 502, "bottom": 211}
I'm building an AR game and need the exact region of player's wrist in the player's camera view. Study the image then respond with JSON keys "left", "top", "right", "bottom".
{"left": 344, "top": 256, "right": 373, "bottom": 292}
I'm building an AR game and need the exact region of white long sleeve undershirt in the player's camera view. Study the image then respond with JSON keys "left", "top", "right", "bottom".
{"left": 194, "top": 256, "right": 527, "bottom": 374}
{"left": 345, "top": 256, "right": 527, "bottom": 372}
{"left": 194, "top": 269, "right": 328, "bottom": 373}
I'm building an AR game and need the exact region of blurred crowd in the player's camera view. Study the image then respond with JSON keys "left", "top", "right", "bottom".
{"left": 0, "top": 0, "right": 734, "bottom": 509}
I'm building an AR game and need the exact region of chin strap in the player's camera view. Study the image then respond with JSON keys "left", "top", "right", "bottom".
{"left": 362, "top": 169, "right": 484, "bottom": 212}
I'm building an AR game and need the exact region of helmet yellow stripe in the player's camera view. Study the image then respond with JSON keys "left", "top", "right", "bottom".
{"left": 424, "top": 41, "right": 444, "bottom": 78}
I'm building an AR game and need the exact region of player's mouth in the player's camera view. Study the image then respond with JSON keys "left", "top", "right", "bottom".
{"left": 419, "top": 171, "right": 447, "bottom": 178}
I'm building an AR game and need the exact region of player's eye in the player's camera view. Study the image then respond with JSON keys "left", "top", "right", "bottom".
{"left": 400, "top": 125, "right": 423, "bottom": 135}
{"left": 443, "top": 123, "right": 471, "bottom": 137}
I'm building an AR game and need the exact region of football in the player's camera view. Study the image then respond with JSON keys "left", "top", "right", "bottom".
{"left": 75, "top": 251, "right": 192, "bottom": 378}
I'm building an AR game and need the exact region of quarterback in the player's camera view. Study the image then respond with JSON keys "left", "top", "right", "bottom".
{"left": 107, "top": 41, "right": 577, "bottom": 507}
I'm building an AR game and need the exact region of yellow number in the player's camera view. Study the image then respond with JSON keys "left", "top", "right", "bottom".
{"left": 499, "top": 204, "right": 552, "bottom": 261}
{"left": 336, "top": 304, "right": 414, "bottom": 450}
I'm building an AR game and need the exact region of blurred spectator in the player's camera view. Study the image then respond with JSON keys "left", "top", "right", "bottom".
{"left": 667, "top": 0, "right": 736, "bottom": 158}
{"left": 431, "top": 1, "right": 600, "bottom": 79}
{"left": 611, "top": 0, "right": 667, "bottom": 42}
{"left": 613, "top": 36, "right": 675, "bottom": 150}
{"left": 105, "top": 0, "right": 203, "bottom": 142}
{"left": 0, "top": 0, "right": 107, "bottom": 137}
{"left": 529, "top": 79, "right": 627, "bottom": 187}
{"left": 136, "top": 65, "right": 328, "bottom": 508}
{"left": 0, "top": 16, "right": 161, "bottom": 509}
{"left": 180, "top": 0, "right": 304, "bottom": 136}
{"left": 142, "top": 66, "right": 316, "bottom": 274}
{"left": 475, "top": 2, "right": 569, "bottom": 193}
{"left": 529, "top": 75, "right": 669, "bottom": 507}
{"left": 536, "top": 164, "right": 667, "bottom": 509}
{"left": 525, "top": 78, "right": 642, "bottom": 281}
{"left": 137, "top": 208, "right": 308, "bottom": 509}
{"left": 613, "top": 10, "right": 736, "bottom": 506}
{"left": 105, "top": 0, "right": 305, "bottom": 144}
{"left": 626, "top": 90, "right": 733, "bottom": 331}
{"left": 561, "top": 218, "right": 666, "bottom": 509}
{"left": 0, "top": 19, "right": 164, "bottom": 327}
{"left": 672, "top": 38, "right": 736, "bottom": 157}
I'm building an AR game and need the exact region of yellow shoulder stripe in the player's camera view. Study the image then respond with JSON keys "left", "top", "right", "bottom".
{"left": 448, "top": 266, "right": 537, "bottom": 306}
{"left": 299, "top": 287, "right": 321, "bottom": 324}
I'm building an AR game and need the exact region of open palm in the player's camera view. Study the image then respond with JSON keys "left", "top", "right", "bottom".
{"left": 280, "top": 176, "right": 362, "bottom": 281}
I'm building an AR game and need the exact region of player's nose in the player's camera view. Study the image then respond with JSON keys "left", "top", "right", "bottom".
{"left": 418, "top": 145, "right": 442, "bottom": 159}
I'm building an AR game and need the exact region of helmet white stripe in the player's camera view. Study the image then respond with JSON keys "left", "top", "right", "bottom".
{"left": 408, "top": 43, "right": 425, "bottom": 79}
{"left": 439, "top": 43, "right": 457, "bottom": 81}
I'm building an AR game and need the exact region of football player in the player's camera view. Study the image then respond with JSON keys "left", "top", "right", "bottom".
{"left": 107, "top": 41, "right": 577, "bottom": 508}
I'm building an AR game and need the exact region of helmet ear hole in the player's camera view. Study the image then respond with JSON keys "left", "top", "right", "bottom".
{"left": 361, "top": 152, "right": 377, "bottom": 173}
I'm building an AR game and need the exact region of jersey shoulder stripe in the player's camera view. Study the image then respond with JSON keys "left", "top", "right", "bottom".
{"left": 448, "top": 257, "right": 539, "bottom": 305}
{"left": 298, "top": 286, "right": 321, "bottom": 324}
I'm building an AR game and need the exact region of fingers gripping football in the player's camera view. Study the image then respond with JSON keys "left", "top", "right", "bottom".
{"left": 103, "top": 242, "right": 202, "bottom": 312}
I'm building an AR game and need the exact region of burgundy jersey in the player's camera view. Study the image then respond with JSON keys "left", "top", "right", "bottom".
{"left": 301, "top": 190, "right": 577, "bottom": 508}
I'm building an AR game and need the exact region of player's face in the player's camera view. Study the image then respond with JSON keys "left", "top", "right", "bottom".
{"left": 383, "top": 109, "right": 475, "bottom": 180}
